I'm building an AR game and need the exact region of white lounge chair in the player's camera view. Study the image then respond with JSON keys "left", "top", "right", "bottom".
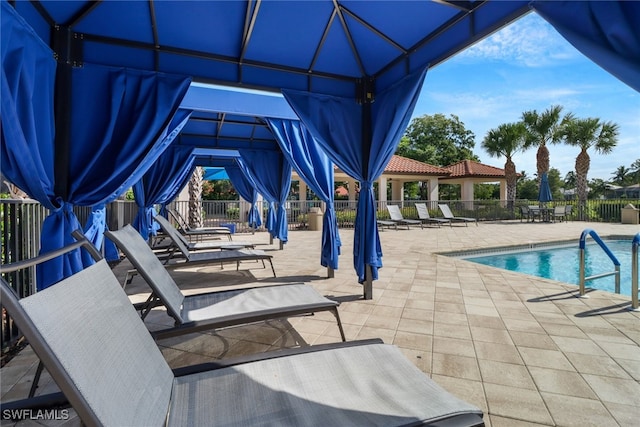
{"left": 386, "top": 204, "right": 423, "bottom": 229}
{"left": 415, "top": 203, "right": 451, "bottom": 227}
{"left": 0, "top": 237, "right": 484, "bottom": 426}
{"left": 438, "top": 204, "right": 478, "bottom": 226}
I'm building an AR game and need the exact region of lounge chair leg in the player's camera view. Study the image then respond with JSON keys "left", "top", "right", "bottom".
{"left": 28, "top": 361, "right": 44, "bottom": 398}
{"left": 269, "top": 260, "right": 276, "bottom": 277}
{"left": 332, "top": 308, "right": 347, "bottom": 342}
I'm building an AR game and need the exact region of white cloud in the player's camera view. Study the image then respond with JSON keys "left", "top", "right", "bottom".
{"left": 459, "top": 13, "right": 580, "bottom": 67}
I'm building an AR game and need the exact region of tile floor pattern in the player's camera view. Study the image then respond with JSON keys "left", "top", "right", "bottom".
{"left": 2, "top": 220, "right": 639, "bottom": 426}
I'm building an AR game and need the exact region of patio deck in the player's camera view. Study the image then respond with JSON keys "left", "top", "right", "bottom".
{"left": 2, "top": 220, "right": 639, "bottom": 426}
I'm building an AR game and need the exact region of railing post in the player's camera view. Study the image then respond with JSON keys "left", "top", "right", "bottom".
{"left": 631, "top": 233, "right": 639, "bottom": 311}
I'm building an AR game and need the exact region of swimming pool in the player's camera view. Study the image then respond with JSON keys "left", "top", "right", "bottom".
{"left": 459, "top": 239, "right": 636, "bottom": 296}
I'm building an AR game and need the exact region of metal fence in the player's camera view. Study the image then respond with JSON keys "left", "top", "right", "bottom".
{"left": 1, "top": 197, "right": 638, "bottom": 353}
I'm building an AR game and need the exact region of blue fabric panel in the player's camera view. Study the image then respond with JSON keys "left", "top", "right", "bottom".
{"left": 132, "top": 145, "right": 196, "bottom": 239}
{"left": 203, "top": 167, "right": 230, "bottom": 180}
{"left": 531, "top": 1, "right": 640, "bottom": 92}
{"left": 1, "top": 2, "right": 56, "bottom": 209}
{"left": 538, "top": 172, "right": 552, "bottom": 203}
{"left": 266, "top": 118, "right": 341, "bottom": 270}
{"left": 226, "top": 164, "right": 262, "bottom": 228}
{"left": 237, "top": 151, "right": 292, "bottom": 242}
{"left": 282, "top": 68, "right": 427, "bottom": 283}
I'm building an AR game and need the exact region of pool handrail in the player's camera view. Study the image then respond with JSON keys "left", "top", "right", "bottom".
{"left": 632, "top": 233, "right": 639, "bottom": 311}
{"left": 578, "top": 229, "right": 621, "bottom": 297}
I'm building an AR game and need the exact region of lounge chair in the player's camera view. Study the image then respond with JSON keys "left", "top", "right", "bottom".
{"left": 0, "top": 238, "right": 484, "bottom": 426}
{"left": 109, "top": 224, "right": 276, "bottom": 277}
{"left": 97, "top": 226, "right": 345, "bottom": 341}
{"left": 377, "top": 219, "right": 397, "bottom": 231}
{"left": 167, "top": 208, "right": 233, "bottom": 241}
{"left": 415, "top": 203, "right": 451, "bottom": 227}
{"left": 438, "top": 204, "right": 478, "bottom": 227}
{"left": 154, "top": 214, "right": 255, "bottom": 255}
{"left": 386, "top": 204, "right": 423, "bottom": 229}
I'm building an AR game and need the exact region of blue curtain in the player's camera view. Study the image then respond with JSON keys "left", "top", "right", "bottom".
{"left": 1, "top": 5, "right": 192, "bottom": 289}
{"left": 266, "top": 118, "right": 341, "bottom": 270}
{"left": 237, "top": 151, "right": 291, "bottom": 242}
{"left": 282, "top": 68, "right": 427, "bottom": 283}
{"left": 226, "top": 164, "right": 262, "bottom": 229}
{"left": 132, "top": 144, "right": 196, "bottom": 239}
{"left": 531, "top": 1, "right": 640, "bottom": 92}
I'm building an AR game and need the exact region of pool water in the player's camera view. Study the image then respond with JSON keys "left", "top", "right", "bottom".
{"left": 464, "top": 240, "right": 636, "bottom": 296}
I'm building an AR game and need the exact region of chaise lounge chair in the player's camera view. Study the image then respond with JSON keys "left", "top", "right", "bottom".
{"left": 109, "top": 224, "right": 276, "bottom": 277}
{"left": 386, "top": 204, "right": 423, "bottom": 229}
{"left": 415, "top": 203, "right": 451, "bottom": 227}
{"left": 97, "top": 226, "right": 345, "bottom": 342}
{"left": 154, "top": 214, "right": 255, "bottom": 254}
{"left": 167, "top": 208, "right": 233, "bottom": 241}
{"left": 438, "top": 204, "right": 478, "bottom": 227}
{"left": 0, "top": 238, "right": 484, "bottom": 426}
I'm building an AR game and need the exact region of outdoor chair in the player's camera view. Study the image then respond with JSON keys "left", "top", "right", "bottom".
{"left": 86, "top": 228, "right": 346, "bottom": 342}
{"left": 0, "top": 237, "right": 484, "bottom": 426}
{"left": 386, "top": 204, "right": 423, "bottom": 229}
{"left": 519, "top": 205, "right": 533, "bottom": 222}
{"left": 553, "top": 206, "right": 566, "bottom": 222}
{"left": 377, "top": 219, "right": 398, "bottom": 231}
{"left": 154, "top": 214, "right": 255, "bottom": 256}
{"left": 438, "top": 204, "right": 478, "bottom": 226}
{"left": 564, "top": 204, "right": 573, "bottom": 221}
{"left": 105, "top": 225, "right": 276, "bottom": 284}
{"left": 415, "top": 203, "right": 451, "bottom": 227}
{"left": 167, "top": 208, "right": 233, "bottom": 241}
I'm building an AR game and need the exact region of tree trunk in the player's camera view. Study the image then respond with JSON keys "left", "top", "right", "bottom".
{"left": 188, "top": 167, "right": 203, "bottom": 228}
{"left": 505, "top": 158, "right": 517, "bottom": 211}
{"left": 536, "top": 144, "right": 550, "bottom": 182}
{"left": 575, "top": 148, "right": 590, "bottom": 220}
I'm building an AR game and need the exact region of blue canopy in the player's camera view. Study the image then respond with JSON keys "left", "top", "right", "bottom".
{"left": 283, "top": 68, "right": 427, "bottom": 291}
{"left": 266, "top": 118, "right": 341, "bottom": 271}
{"left": 531, "top": 1, "right": 640, "bottom": 92}
{"left": 203, "top": 167, "right": 230, "bottom": 181}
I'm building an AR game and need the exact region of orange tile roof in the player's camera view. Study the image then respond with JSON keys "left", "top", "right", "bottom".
{"left": 384, "top": 155, "right": 450, "bottom": 176}
{"left": 442, "top": 159, "right": 506, "bottom": 179}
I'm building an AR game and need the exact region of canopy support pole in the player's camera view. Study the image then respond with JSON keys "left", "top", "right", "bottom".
{"left": 360, "top": 78, "right": 374, "bottom": 300}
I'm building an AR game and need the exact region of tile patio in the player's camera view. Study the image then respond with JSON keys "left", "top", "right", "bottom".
{"left": 2, "top": 219, "right": 639, "bottom": 426}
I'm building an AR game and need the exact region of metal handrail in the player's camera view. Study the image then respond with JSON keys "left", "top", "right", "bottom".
{"left": 631, "top": 233, "right": 639, "bottom": 311}
{"left": 578, "top": 229, "right": 621, "bottom": 298}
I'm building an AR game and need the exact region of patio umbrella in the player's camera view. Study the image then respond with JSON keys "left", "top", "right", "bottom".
{"left": 538, "top": 172, "right": 553, "bottom": 204}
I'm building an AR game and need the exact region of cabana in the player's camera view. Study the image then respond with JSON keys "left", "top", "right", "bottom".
{"left": 2, "top": 1, "right": 638, "bottom": 299}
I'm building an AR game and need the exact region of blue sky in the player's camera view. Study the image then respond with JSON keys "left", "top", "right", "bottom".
{"left": 412, "top": 11, "right": 640, "bottom": 182}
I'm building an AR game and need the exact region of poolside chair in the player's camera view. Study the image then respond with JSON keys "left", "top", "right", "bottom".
{"left": 167, "top": 208, "right": 233, "bottom": 241}
{"left": 0, "top": 238, "right": 484, "bottom": 426}
{"left": 98, "top": 226, "right": 345, "bottom": 341}
{"left": 438, "top": 204, "right": 478, "bottom": 227}
{"left": 377, "top": 219, "right": 397, "bottom": 231}
{"left": 154, "top": 214, "right": 255, "bottom": 255}
{"left": 553, "top": 205, "right": 566, "bottom": 222}
{"left": 386, "top": 204, "right": 423, "bottom": 229}
{"left": 415, "top": 203, "right": 451, "bottom": 227}
{"left": 111, "top": 224, "right": 276, "bottom": 277}
{"left": 519, "top": 205, "right": 533, "bottom": 222}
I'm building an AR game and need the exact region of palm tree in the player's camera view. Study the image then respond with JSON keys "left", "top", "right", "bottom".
{"left": 521, "top": 105, "right": 564, "bottom": 183}
{"left": 560, "top": 115, "right": 619, "bottom": 218}
{"left": 630, "top": 159, "right": 640, "bottom": 184}
{"left": 611, "top": 165, "right": 631, "bottom": 186}
{"left": 482, "top": 122, "right": 527, "bottom": 210}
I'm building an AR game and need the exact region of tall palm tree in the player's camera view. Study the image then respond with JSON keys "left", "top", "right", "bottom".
{"left": 561, "top": 115, "right": 619, "bottom": 218}
{"left": 482, "top": 122, "right": 527, "bottom": 210}
{"left": 521, "top": 105, "right": 564, "bottom": 183}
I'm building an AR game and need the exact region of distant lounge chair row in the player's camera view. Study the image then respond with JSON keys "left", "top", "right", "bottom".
{"left": 0, "top": 232, "right": 484, "bottom": 426}
{"left": 383, "top": 203, "right": 477, "bottom": 229}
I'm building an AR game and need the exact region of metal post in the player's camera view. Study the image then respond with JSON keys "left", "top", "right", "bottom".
{"left": 579, "top": 247, "right": 588, "bottom": 298}
{"left": 364, "top": 265, "right": 373, "bottom": 300}
{"left": 632, "top": 234, "right": 639, "bottom": 311}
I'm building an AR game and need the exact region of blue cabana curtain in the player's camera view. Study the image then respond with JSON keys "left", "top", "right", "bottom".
{"left": 132, "top": 144, "right": 196, "bottom": 239}
{"left": 1, "top": 4, "right": 191, "bottom": 289}
{"left": 282, "top": 68, "right": 427, "bottom": 283}
{"left": 226, "top": 164, "right": 262, "bottom": 229}
{"left": 265, "top": 118, "right": 341, "bottom": 270}
{"left": 531, "top": 1, "right": 640, "bottom": 92}
{"left": 237, "top": 151, "right": 291, "bottom": 242}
